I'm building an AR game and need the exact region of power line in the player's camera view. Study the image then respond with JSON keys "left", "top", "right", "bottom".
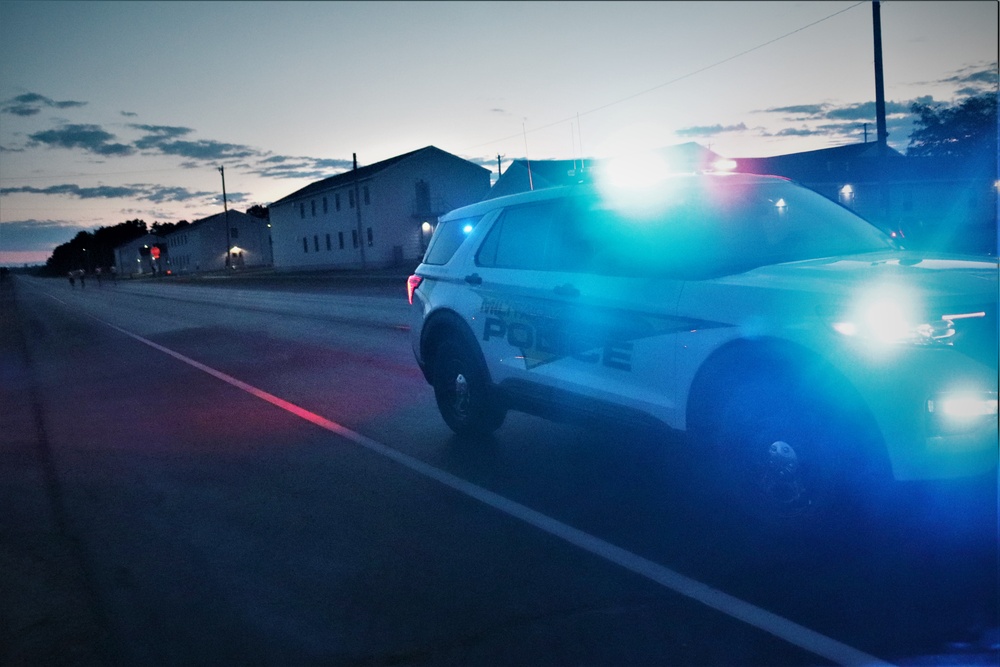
{"left": 464, "top": 1, "right": 868, "bottom": 152}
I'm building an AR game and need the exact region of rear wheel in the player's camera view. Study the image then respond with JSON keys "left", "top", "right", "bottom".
{"left": 431, "top": 338, "right": 506, "bottom": 437}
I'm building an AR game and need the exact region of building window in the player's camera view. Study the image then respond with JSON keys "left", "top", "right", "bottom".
{"left": 352, "top": 229, "right": 359, "bottom": 248}
{"left": 367, "top": 227, "right": 373, "bottom": 246}
{"left": 314, "top": 235, "right": 319, "bottom": 252}
{"left": 338, "top": 231, "right": 344, "bottom": 249}
{"left": 300, "top": 202, "right": 305, "bottom": 219}
{"left": 349, "top": 189, "right": 355, "bottom": 208}
{"left": 416, "top": 179, "right": 430, "bottom": 214}
{"left": 303, "top": 237, "right": 308, "bottom": 253}
{"left": 323, "top": 196, "right": 328, "bottom": 214}
{"left": 335, "top": 193, "right": 341, "bottom": 211}
{"left": 363, "top": 185, "right": 370, "bottom": 205}
{"left": 311, "top": 200, "right": 316, "bottom": 217}
{"left": 231, "top": 227, "right": 239, "bottom": 239}
{"left": 326, "top": 233, "right": 332, "bottom": 251}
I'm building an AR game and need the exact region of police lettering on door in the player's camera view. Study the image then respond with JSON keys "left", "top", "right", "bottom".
{"left": 482, "top": 316, "right": 633, "bottom": 371}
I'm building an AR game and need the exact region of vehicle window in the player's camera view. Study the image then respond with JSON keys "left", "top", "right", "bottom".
{"left": 423, "top": 216, "right": 483, "bottom": 265}
{"left": 477, "top": 201, "right": 558, "bottom": 271}
{"left": 585, "top": 179, "right": 895, "bottom": 278}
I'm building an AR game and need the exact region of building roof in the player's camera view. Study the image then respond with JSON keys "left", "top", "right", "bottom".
{"left": 271, "top": 146, "right": 487, "bottom": 206}
{"left": 735, "top": 141, "right": 995, "bottom": 184}
{"left": 156, "top": 210, "right": 262, "bottom": 239}
{"left": 736, "top": 142, "right": 905, "bottom": 181}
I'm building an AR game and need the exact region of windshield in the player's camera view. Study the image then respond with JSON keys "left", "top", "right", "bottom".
{"left": 583, "top": 178, "right": 896, "bottom": 278}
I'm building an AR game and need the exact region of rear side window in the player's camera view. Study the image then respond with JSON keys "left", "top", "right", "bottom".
{"left": 477, "top": 201, "right": 562, "bottom": 271}
{"left": 477, "top": 198, "right": 601, "bottom": 273}
{"left": 423, "top": 216, "right": 483, "bottom": 265}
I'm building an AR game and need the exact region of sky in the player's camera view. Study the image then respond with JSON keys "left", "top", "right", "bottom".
{"left": 0, "top": 1, "right": 997, "bottom": 266}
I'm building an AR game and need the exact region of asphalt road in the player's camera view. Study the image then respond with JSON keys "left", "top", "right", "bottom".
{"left": 2, "top": 273, "right": 996, "bottom": 666}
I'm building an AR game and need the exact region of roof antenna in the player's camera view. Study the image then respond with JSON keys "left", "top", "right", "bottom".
{"left": 577, "top": 112, "right": 585, "bottom": 172}
{"left": 571, "top": 122, "right": 578, "bottom": 174}
{"left": 522, "top": 120, "right": 534, "bottom": 191}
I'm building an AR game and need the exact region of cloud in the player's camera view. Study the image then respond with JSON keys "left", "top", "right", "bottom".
{"left": 767, "top": 127, "right": 826, "bottom": 138}
{"left": 0, "top": 183, "right": 214, "bottom": 203}
{"left": 762, "top": 104, "right": 830, "bottom": 118}
{"left": 131, "top": 124, "right": 195, "bottom": 149}
{"left": 28, "top": 124, "right": 135, "bottom": 156}
{"left": 1, "top": 93, "right": 87, "bottom": 117}
{"left": 937, "top": 62, "right": 999, "bottom": 95}
{"left": 130, "top": 124, "right": 256, "bottom": 160}
{"left": 20, "top": 119, "right": 260, "bottom": 162}
{"left": 824, "top": 100, "right": 916, "bottom": 121}
{"left": 750, "top": 94, "right": 945, "bottom": 149}
{"left": 156, "top": 139, "right": 257, "bottom": 160}
{"left": 249, "top": 155, "right": 353, "bottom": 180}
{"left": 675, "top": 122, "right": 748, "bottom": 137}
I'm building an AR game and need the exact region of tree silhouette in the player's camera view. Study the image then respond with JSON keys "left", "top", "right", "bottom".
{"left": 246, "top": 204, "right": 269, "bottom": 220}
{"left": 44, "top": 219, "right": 148, "bottom": 276}
{"left": 907, "top": 93, "right": 997, "bottom": 160}
{"left": 151, "top": 220, "right": 191, "bottom": 236}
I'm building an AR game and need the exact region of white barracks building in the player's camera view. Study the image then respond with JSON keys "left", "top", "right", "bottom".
{"left": 269, "top": 146, "right": 491, "bottom": 270}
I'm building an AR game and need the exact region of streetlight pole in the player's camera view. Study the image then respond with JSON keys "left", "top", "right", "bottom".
{"left": 219, "top": 165, "right": 231, "bottom": 269}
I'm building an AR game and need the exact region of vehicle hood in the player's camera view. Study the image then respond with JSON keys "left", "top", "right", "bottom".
{"left": 708, "top": 250, "right": 999, "bottom": 302}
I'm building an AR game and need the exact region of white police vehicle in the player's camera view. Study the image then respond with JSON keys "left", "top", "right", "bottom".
{"left": 407, "top": 168, "right": 998, "bottom": 523}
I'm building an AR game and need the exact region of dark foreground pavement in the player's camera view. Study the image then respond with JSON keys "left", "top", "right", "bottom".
{"left": 0, "top": 278, "right": 111, "bottom": 666}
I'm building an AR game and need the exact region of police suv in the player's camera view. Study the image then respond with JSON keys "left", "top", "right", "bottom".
{"left": 407, "top": 169, "right": 998, "bottom": 523}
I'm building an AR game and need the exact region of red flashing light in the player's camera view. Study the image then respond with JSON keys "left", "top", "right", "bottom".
{"left": 151, "top": 246, "right": 161, "bottom": 259}
{"left": 407, "top": 274, "right": 423, "bottom": 305}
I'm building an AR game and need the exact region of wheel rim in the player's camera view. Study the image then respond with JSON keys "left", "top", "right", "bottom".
{"left": 746, "top": 438, "right": 813, "bottom": 517}
{"left": 451, "top": 372, "right": 470, "bottom": 417}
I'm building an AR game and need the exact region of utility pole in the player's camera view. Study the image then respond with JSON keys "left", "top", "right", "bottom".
{"left": 872, "top": 1, "right": 890, "bottom": 229}
{"left": 872, "top": 1, "right": 888, "bottom": 152}
{"left": 353, "top": 153, "right": 366, "bottom": 270}
{"left": 219, "top": 165, "right": 231, "bottom": 269}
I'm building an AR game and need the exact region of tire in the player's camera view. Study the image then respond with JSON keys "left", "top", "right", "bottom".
{"left": 431, "top": 338, "right": 506, "bottom": 437}
{"left": 710, "top": 376, "right": 867, "bottom": 530}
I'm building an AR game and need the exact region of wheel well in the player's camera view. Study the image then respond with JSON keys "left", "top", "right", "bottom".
{"left": 420, "top": 309, "right": 491, "bottom": 383}
{"left": 686, "top": 337, "right": 881, "bottom": 447}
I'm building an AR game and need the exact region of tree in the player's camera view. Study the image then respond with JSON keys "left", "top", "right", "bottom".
{"left": 246, "top": 204, "right": 269, "bottom": 220}
{"left": 150, "top": 220, "right": 190, "bottom": 236}
{"left": 43, "top": 219, "right": 148, "bottom": 276}
{"left": 907, "top": 93, "right": 997, "bottom": 160}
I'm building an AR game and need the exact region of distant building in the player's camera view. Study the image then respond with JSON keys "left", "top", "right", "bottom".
{"left": 162, "top": 210, "right": 273, "bottom": 274}
{"left": 114, "top": 233, "right": 166, "bottom": 277}
{"left": 737, "top": 143, "right": 997, "bottom": 255}
{"left": 269, "top": 146, "right": 491, "bottom": 270}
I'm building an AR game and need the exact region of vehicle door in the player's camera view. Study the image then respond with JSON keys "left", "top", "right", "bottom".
{"left": 473, "top": 195, "right": 686, "bottom": 426}
{"left": 544, "top": 196, "right": 687, "bottom": 426}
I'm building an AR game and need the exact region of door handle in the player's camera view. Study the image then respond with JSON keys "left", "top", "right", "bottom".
{"left": 465, "top": 273, "right": 483, "bottom": 285}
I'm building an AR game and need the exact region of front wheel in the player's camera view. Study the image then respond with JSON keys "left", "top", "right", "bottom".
{"left": 431, "top": 338, "right": 506, "bottom": 437}
{"left": 710, "top": 377, "right": 873, "bottom": 529}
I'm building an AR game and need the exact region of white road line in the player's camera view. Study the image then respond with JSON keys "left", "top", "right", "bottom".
{"left": 54, "top": 293, "right": 894, "bottom": 667}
